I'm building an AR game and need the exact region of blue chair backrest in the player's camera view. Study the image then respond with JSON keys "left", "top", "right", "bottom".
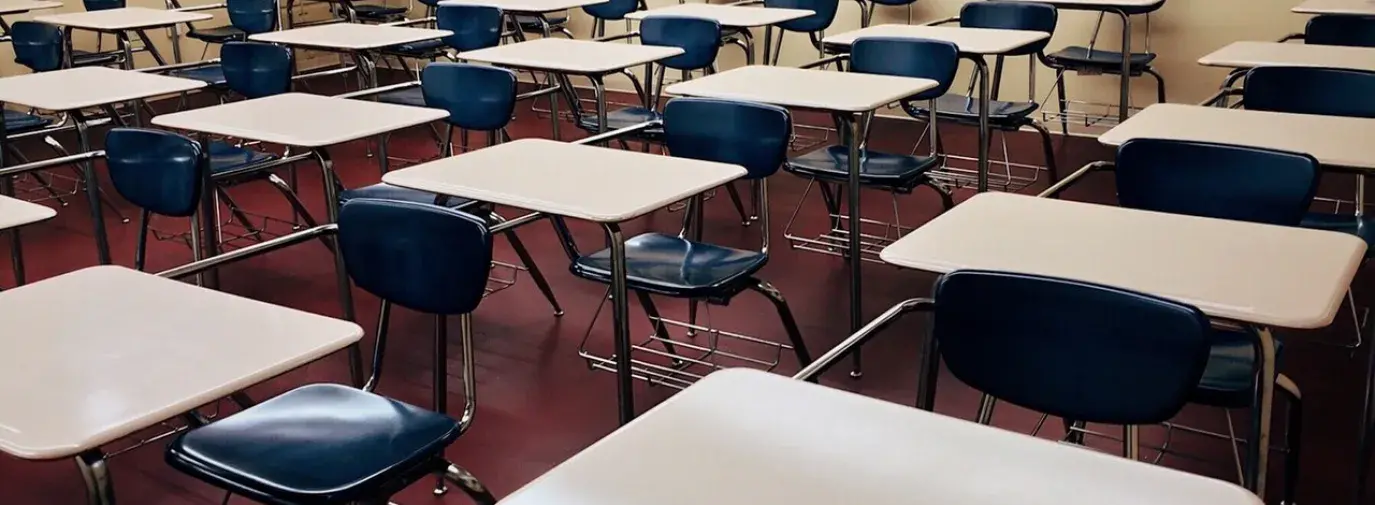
{"left": 227, "top": 0, "right": 278, "bottom": 34}
{"left": 641, "top": 16, "right": 721, "bottom": 71}
{"left": 933, "top": 270, "right": 1212, "bottom": 425}
{"left": 663, "top": 97, "right": 791, "bottom": 180}
{"left": 104, "top": 128, "right": 206, "bottom": 218}
{"left": 584, "top": 0, "right": 638, "bottom": 21}
{"left": 1243, "top": 66, "right": 1375, "bottom": 119}
{"left": 766, "top": 0, "right": 837, "bottom": 33}
{"left": 83, "top": 0, "right": 124, "bottom": 11}
{"left": 849, "top": 37, "right": 959, "bottom": 100}
{"left": 11, "top": 22, "right": 63, "bottom": 72}
{"left": 422, "top": 63, "right": 517, "bottom": 131}
{"left": 221, "top": 42, "right": 293, "bottom": 99}
{"left": 338, "top": 199, "right": 493, "bottom": 315}
{"left": 437, "top": 4, "right": 504, "bottom": 52}
{"left": 1115, "top": 138, "right": 1320, "bottom": 226}
{"left": 959, "top": 1, "right": 1057, "bottom": 55}
{"left": 1305, "top": 15, "right": 1375, "bottom": 47}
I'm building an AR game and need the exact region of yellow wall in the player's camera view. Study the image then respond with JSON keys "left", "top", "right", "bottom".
{"left": 0, "top": 0, "right": 1311, "bottom": 112}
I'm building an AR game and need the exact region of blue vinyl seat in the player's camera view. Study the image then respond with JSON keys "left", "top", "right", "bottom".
{"left": 785, "top": 37, "right": 954, "bottom": 201}
{"left": 2, "top": 109, "right": 51, "bottom": 133}
{"left": 576, "top": 16, "right": 722, "bottom": 136}
{"left": 202, "top": 42, "right": 288, "bottom": 173}
{"left": 379, "top": 4, "right": 505, "bottom": 106}
{"left": 1241, "top": 66, "right": 1375, "bottom": 257}
{"left": 11, "top": 20, "right": 117, "bottom": 70}
{"left": 583, "top": 0, "right": 638, "bottom": 37}
{"left": 1114, "top": 137, "right": 1314, "bottom": 502}
{"left": 1040, "top": 0, "right": 1167, "bottom": 132}
{"left": 167, "top": 199, "right": 499, "bottom": 504}
{"left": 761, "top": 0, "right": 837, "bottom": 63}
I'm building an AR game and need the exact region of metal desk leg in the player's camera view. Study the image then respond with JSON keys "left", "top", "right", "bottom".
{"left": 194, "top": 133, "right": 220, "bottom": 288}
{"left": 1358, "top": 336, "right": 1375, "bottom": 505}
{"left": 74, "top": 114, "right": 112, "bottom": 264}
{"left": 1246, "top": 326, "right": 1278, "bottom": 496}
{"left": 846, "top": 112, "right": 864, "bottom": 377}
{"left": 76, "top": 450, "right": 115, "bottom": 505}
{"left": 1116, "top": 9, "right": 1131, "bottom": 124}
{"left": 973, "top": 55, "right": 990, "bottom": 193}
{"left": 604, "top": 222, "right": 633, "bottom": 425}
{"left": 313, "top": 147, "right": 363, "bottom": 387}
{"left": 763, "top": 26, "right": 772, "bottom": 66}
{"left": 134, "top": 29, "right": 167, "bottom": 66}
{"left": 592, "top": 75, "right": 607, "bottom": 138}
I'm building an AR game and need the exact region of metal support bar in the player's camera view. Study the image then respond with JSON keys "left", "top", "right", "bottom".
{"left": 1036, "top": 161, "right": 1113, "bottom": 198}
{"left": 0, "top": 150, "right": 105, "bottom": 179}
{"left": 800, "top": 54, "right": 847, "bottom": 69}
{"left": 793, "top": 298, "right": 935, "bottom": 381}
{"left": 157, "top": 224, "right": 338, "bottom": 279}
{"left": 574, "top": 120, "right": 661, "bottom": 146}
{"left": 335, "top": 80, "right": 420, "bottom": 99}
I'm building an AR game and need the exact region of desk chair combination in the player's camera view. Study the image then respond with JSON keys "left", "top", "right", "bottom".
{"left": 754, "top": 0, "right": 839, "bottom": 63}
{"left": 575, "top": 15, "right": 720, "bottom": 137}
{"left": 1288, "top": 14, "right": 1375, "bottom": 47}
{"left": 562, "top": 98, "right": 813, "bottom": 388}
{"left": 1109, "top": 138, "right": 1312, "bottom": 503}
{"left": 344, "top": 62, "right": 564, "bottom": 316}
{"left": 585, "top": 0, "right": 640, "bottom": 37}
{"left": 378, "top": 4, "right": 505, "bottom": 107}
{"left": 915, "top": 1, "right": 1060, "bottom": 191}
{"left": 858, "top": 0, "right": 914, "bottom": 28}
{"left": 164, "top": 199, "right": 499, "bottom": 505}
{"left": 174, "top": 0, "right": 279, "bottom": 80}
{"left": 1041, "top": 0, "right": 1167, "bottom": 132}
{"left": 1242, "top": 65, "right": 1375, "bottom": 348}
{"left": 7, "top": 21, "right": 124, "bottom": 214}
{"left": 783, "top": 37, "right": 956, "bottom": 263}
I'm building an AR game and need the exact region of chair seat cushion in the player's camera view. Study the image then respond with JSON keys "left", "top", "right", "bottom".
{"left": 515, "top": 13, "right": 568, "bottom": 29}
{"left": 340, "top": 183, "right": 477, "bottom": 210}
{"left": 1046, "top": 46, "right": 1156, "bottom": 71}
{"left": 1301, "top": 212, "right": 1375, "bottom": 257}
{"left": 908, "top": 93, "right": 1039, "bottom": 124}
{"left": 208, "top": 141, "right": 279, "bottom": 174}
{"left": 170, "top": 64, "right": 227, "bottom": 85}
{"left": 575, "top": 106, "right": 662, "bottom": 134}
{"left": 384, "top": 38, "right": 446, "bottom": 57}
{"left": 187, "top": 25, "right": 247, "bottom": 43}
{"left": 1191, "top": 330, "right": 1284, "bottom": 408}
{"left": 72, "top": 49, "right": 120, "bottom": 67}
{"left": 4, "top": 109, "right": 51, "bottom": 132}
{"left": 785, "top": 145, "right": 940, "bottom": 191}
{"left": 571, "top": 232, "right": 767, "bottom": 297}
{"left": 353, "top": 3, "right": 409, "bottom": 19}
{"left": 166, "top": 384, "right": 460, "bottom": 504}
{"left": 377, "top": 86, "right": 426, "bottom": 107}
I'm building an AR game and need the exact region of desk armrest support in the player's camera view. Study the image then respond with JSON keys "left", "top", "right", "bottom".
{"left": 799, "top": 54, "right": 847, "bottom": 69}
{"left": 794, "top": 298, "right": 935, "bottom": 382}
{"left": 137, "top": 58, "right": 222, "bottom": 74}
{"left": 0, "top": 150, "right": 104, "bottom": 179}
{"left": 171, "top": 3, "right": 225, "bottom": 11}
{"left": 1278, "top": 32, "right": 1303, "bottom": 43}
{"left": 594, "top": 30, "right": 640, "bottom": 43}
{"left": 335, "top": 80, "right": 420, "bottom": 99}
{"left": 925, "top": 15, "right": 959, "bottom": 26}
{"left": 1037, "top": 160, "right": 1113, "bottom": 199}
{"left": 158, "top": 224, "right": 339, "bottom": 279}
{"left": 382, "top": 16, "right": 436, "bottom": 26}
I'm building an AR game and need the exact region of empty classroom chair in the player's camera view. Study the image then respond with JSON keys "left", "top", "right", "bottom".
{"left": 1040, "top": 0, "right": 1167, "bottom": 132}
{"left": 907, "top": 1, "right": 1059, "bottom": 186}
{"left": 182, "top": 0, "right": 279, "bottom": 56}
{"left": 379, "top": 4, "right": 506, "bottom": 106}
{"left": 760, "top": 0, "right": 839, "bottom": 62}
{"left": 584, "top": 0, "right": 639, "bottom": 37}
{"left": 1303, "top": 14, "right": 1375, "bottom": 47}
{"left": 783, "top": 37, "right": 956, "bottom": 262}
{"left": 560, "top": 98, "right": 813, "bottom": 386}
{"left": 1114, "top": 137, "right": 1314, "bottom": 503}
{"left": 165, "top": 198, "right": 498, "bottom": 504}
{"left": 345, "top": 63, "right": 564, "bottom": 316}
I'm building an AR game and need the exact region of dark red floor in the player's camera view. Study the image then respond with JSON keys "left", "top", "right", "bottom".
{"left": 0, "top": 86, "right": 1369, "bottom": 505}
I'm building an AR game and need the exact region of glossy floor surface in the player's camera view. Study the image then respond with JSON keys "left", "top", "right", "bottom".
{"left": 0, "top": 84, "right": 1369, "bottom": 505}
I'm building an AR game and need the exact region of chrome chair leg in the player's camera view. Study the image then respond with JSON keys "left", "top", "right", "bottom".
{"left": 975, "top": 394, "right": 997, "bottom": 424}
{"left": 363, "top": 299, "right": 392, "bottom": 392}
{"left": 443, "top": 462, "right": 497, "bottom": 505}
{"left": 1029, "top": 121, "right": 1060, "bottom": 185}
{"left": 133, "top": 209, "right": 151, "bottom": 271}
{"left": 433, "top": 313, "right": 449, "bottom": 496}
{"left": 747, "top": 278, "right": 814, "bottom": 374}
{"left": 635, "top": 290, "right": 681, "bottom": 359}
{"left": 724, "top": 183, "right": 750, "bottom": 226}
{"left": 1124, "top": 425, "right": 1141, "bottom": 461}
{"left": 1054, "top": 69, "right": 1069, "bottom": 135}
{"left": 502, "top": 228, "right": 563, "bottom": 316}
{"left": 1278, "top": 374, "right": 1303, "bottom": 505}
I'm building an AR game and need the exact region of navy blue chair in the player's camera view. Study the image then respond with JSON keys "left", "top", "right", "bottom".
{"left": 1113, "top": 138, "right": 1309, "bottom": 502}
{"left": 906, "top": 1, "right": 1060, "bottom": 184}
{"left": 784, "top": 36, "right": 956, "bottom": 239}
{"left": 584, "top": 0, "right": 639, "bottom": 37}
{"left": 184, "top": 0, "right": 278, "bottom": 50}
{"left": 1041, "top": 0, "right": 1167, "bottom": 133}
{"left": 11, "top": 20, "right": 118, "bottom": 71}
{"left": 859, "top": 0, "right": 914, "bottom": 28}
{"left": 380, "top": 5, "right": 506, "bottom": 106}
{"left": 928, "top": 270, "right": 1212, "bottom": 453}
{"left": 576, "top": 16, "right": 722, "bottom": 137}
{"left": 561, "top": 98, "right": 813, "bottom": 373}
{"left": 1242, "top": 66, "right": 1375, "bottom": 257}
{"left": 1304, "top": 15, "right": 1375, "bottom": 47}
{"left": 103, "top": 129, "right": 206, "bottom": 270}
{"left": 82, "top": 0, "right": 123, "bottom": 10}
{"left": 762, "top": 0, "right": 838, "bottom": 63}
{"left": 348, "top": 63, "right": 564, "bottom": 316}
{"left": 166, "top": 199, "right": 499, "bottom": 504}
